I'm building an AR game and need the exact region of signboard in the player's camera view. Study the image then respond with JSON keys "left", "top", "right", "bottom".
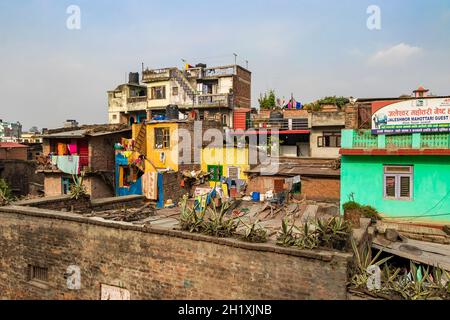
{"left": 100, "top": 284, "right": 130, "bottom": 300}
{"left": 372, "top": 98, "right": 450, "bottom": 134}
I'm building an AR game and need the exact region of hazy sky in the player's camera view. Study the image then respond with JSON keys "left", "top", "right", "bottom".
{"left": 1, "top": 0, "right": 450, "bottom": 130}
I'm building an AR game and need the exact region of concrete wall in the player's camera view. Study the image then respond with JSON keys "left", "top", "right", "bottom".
{"left": 0, "top": 206, "right": 350, "bottom": 300}
{"left": 310, "top": 127, "right": 342, "bottom": 158}
{"left": 341, "top": 155, "right": 450, "bottom": 224}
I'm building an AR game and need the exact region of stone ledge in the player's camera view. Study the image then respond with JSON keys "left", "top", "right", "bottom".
{"left": 90, "top": 195, "right": 145, "bottom": 207}
{"left": 0, "top": 205, "right": 352, "bottom": 262}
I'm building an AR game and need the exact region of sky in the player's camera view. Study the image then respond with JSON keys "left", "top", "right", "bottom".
{"left": 1, "top": 0, "right": 450, "bottom": 130}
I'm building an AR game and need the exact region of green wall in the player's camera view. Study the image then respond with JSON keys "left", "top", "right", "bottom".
{"left": 340, "top": 155, "right": 450, "bottom": 224}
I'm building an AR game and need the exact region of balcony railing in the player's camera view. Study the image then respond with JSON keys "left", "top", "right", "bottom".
{"left": 247, "top": 118, "right": 309, "bottom": 131}
{"left": 342, "top": 129, "right": 450, "bottom": 149}
{"left": 127, "top": 96, "right": 147, "bottom": 104}
{"left": 142, "top": 68, "right": 172, "bottom": 82}
{"left": 196, "top": 94, "right": 231, "bottom": 108}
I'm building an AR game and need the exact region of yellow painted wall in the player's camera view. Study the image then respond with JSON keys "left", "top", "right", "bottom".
{"left": 145, "top": 122, "right": 179, "bottom": 173}
{"left": 201, "top": 147, "right": 250, "bottom": 188}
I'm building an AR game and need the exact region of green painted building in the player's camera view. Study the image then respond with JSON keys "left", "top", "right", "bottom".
{"left": 340, "top": 129, "right": 450, "bottom": 225}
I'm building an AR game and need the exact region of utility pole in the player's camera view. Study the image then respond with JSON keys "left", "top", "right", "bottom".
{"left": 233, "top": 53, "right": 237, "bottom": 65}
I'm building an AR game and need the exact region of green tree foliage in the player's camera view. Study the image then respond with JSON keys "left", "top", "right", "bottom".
{"left": 258, "top": 90, "right": 276, "bottom": 109}
{"left": 304, "top": 96, "right": 350, "bottom": 111}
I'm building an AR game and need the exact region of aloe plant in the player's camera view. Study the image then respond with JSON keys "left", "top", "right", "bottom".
{"left": 349, "top": 238, "right": 392, "bottom": 290}
{"left": 239, "top": 219, "right": 268, "bottom": 243}
{"left": 203, "top": 201, "right": 238, "bottom": 237}
{"left": 179, "top": 194, "right": 206, "bottom": 233}
{"left": 276, "top": 218, "right": 297, "bottom": 247}
{"left": 70, "top": 171, "right": 87, "bottom": 200}
{"left": 295, "top": 222, "right": 319, "bottom": 250}
{"left": 315, "top": 217, "right": 351, "bottom": 250}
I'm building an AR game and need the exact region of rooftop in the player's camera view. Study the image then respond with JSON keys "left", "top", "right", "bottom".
{"left": 0, "top": 142, "right": 28, "bottom": 148}
{"left": 42, "top": 124, "right": 131, "bottom": 139}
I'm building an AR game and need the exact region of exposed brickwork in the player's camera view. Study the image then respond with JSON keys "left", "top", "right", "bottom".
{"left": 247, "top": 175, "right": 340, "bottom": 202}
{"left": 0, "top": 147, "right": 28, "bottom": 161}
{"left": 233, "top": 66, "right": 251, "bottom": 109}
{"left": 301, "top": 177, "right": 340, "bottom": 202}
{"left": 0, "top": 160, "right": 43, "bottom": 196}
{"left": 0, "top": 206, "right": 350, "bottom": 300}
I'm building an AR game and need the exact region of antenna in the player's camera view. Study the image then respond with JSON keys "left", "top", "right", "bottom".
{"left": 233, "top": 53, "right": 237, "bottom": 65}
{"left": 245, "top": 60, "right": 249, "bottom": 69}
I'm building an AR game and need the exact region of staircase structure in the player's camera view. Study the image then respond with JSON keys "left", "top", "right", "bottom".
{"left": 171, "top": 69, "right": 198, "bottom": 102}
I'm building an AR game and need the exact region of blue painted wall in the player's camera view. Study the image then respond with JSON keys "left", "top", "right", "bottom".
{"left": 115, "top": 153, "right": 142, "bottom": 196}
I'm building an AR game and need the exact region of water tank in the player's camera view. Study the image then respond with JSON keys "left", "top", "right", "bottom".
{"left": 166, "top": 104, "right": 179, "bottom": 120}
{"left": 196, "top": 63, "right": 207, "bottom": 68}
{"left": 270, "top": 111, "right": 283, "bottom": 119}
{"left": 128, "top": 72, "right": 139, "bottom": 85}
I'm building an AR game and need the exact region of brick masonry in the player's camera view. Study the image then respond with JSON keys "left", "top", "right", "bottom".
{"left": 0, "top": 205, "right": 351, "bottom": 300}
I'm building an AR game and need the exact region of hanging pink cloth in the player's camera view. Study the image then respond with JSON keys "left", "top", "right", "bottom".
{"left": 68, "top": 143, "right": 78, "bottom": 155}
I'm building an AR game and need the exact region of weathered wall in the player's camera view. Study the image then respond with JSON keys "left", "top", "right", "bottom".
{"left": 0, "top": 206, "right": 350, "bottom": 300}
{"left": 0, "top": 147, "right": 28, "bottom": 161}
{"left": 0, "top": 160, "right": 43, "bottom": 196}
{"left": 310, "top": 127, "right": 342, "bottom": 158}
{"left": 247, "top": 175, "right": 340, "bottom": 202}
{"left": 301, "top": 177, "right": 340, "bottom": 202}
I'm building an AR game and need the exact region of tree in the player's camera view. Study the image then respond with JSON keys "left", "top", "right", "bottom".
{"left": 258, "top": 90, "right": 276, "bottom": 109}
{"left": 29, "top": 126, "right": 39, "bottom": 133}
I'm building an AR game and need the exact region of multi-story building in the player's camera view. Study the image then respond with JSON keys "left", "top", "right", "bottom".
{"left": 340, "top": 89, "right": 450, "bottom": 226}
{"left": 0, "top": 120, "right": 22, "bottom": 142}
{"left": 108, "top": 64, "right": 251, "bottom": 128}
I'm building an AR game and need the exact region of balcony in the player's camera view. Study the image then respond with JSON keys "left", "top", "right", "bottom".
{"left": 196, "top": 94, "right": 231, "bottom": 108}
{"left": 142, "top": 68, "right": 172, "bottom": 83}
{"left": 126, "top": 96, "right": 148, "bottom": 111}
{"left": 341, "top": 129, "right": 450, "bottom": 155}
{"left": 248, "top": 118, "right": 309, "bottom": 131}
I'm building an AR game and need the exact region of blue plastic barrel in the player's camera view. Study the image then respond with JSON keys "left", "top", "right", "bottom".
{"left": 252, "top": 192, "right": 260, "bottom": 202}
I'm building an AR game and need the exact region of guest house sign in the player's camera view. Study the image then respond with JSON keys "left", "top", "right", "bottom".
{"left": 371, "top": 98, "right": 450, "bottom": 134}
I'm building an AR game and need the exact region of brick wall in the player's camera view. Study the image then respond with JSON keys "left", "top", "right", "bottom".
{"left": 14, "top": 195, "right": 145, "bottom": 212}
{"left": 301, "top": 177, "right": 340, "bottom": 202}
{"left": 89, "top": 133, "right": 130, "bottom": 172}
{"left": 0, "top": 206, "right": 350, "bottom": 300}
{"left": 0, "top": 160, "right": 43, "bottom": 196}
{"left": 247, "top": 175, "right": 340, "bottom": 202}
{"left": 0, "top": 147, "right": 28, "bottom": 161}
{"left": 233, "top": 67, "right": 251, "bottom": 109}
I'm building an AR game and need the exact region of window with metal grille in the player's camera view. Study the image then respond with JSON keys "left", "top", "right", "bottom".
{"left": 28, "top": 265, "right": 48, "bottom": 283}
{"left": 383, "top": 166, "right": 413, "bottom": 200}
{"left": 154, "top": 128, "right": 170, "bottom": 149}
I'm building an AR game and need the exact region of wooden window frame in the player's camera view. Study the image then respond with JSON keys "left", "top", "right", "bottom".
{"left": 172, "top": 87, "right": 179, "bottom": 96}
{"left": 383, "top": 165, "right": 413, "bottom": 201}
{"left": 151, "top": 86, "right": 166, "bottom": 100}
{"left": 154, "top": 128, "right": 170, "bottom": 149}
{"left": 317, "top": 131, "right": 341, "bottom": 148}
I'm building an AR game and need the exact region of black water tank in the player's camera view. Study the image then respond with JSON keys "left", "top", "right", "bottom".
{"left": 128, "top": 72, "right": 139, "bottom": 85}
{"left": 166, "top": 104, "right": 179, "bottom": 120}
{"left": 270, "top": 111, "right": 283, "bottom": 119}
{"left": 196, "top": 63, "right": 207, "bottom": 68}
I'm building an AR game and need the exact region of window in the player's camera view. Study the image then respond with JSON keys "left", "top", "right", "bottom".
{"left": 383, "top": 166, "right": 413, "bottom": 200}
{"left": 28, "top": 265, "right": 48, "bottom": 283}
{"left": 112, "top": 115, "right": 117, "bottom": 120}
{"left": 228, "top": 166, "right": 240, "bottom": 180}
{"left": 317, "top": 131, "right": 341, "bottom": 148}
{"left": 207, "top": 165, "right": 223, "bottom": 182}
{"left": 151, "top": 86, "right": 166, "bottom": 100}
{"left": 120, "top": 165, "right": 139, "bottom": 187}
{"left": 154, "top": 128, "right": 170, "bottom": 149}
{"left": 172, "top": 87, "right": 179, "bottom": 96}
